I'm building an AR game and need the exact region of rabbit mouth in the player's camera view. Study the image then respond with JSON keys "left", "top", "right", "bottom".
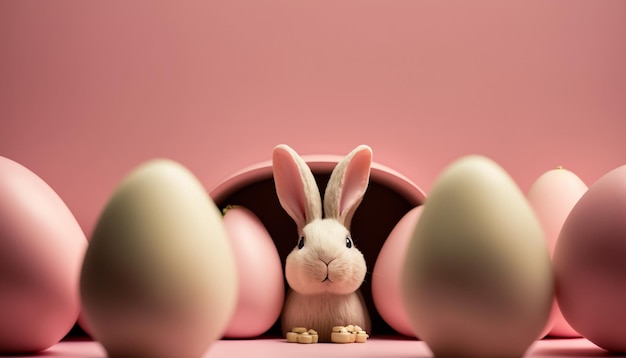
{"left": 321, "top": 276, "right": 333, "bottom": 283}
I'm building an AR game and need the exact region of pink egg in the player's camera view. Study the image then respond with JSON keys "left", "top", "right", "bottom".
{"left": 371, "top": 206, "right": 423, "bottom": 337}
{"left": 527, "top": 167, "right": 587, "bottom": 338}
{"left": 222, "top": 206, "right": 285, "bottom": 338}
{"left": 0, "top": 157, "right": 87, "bottom": 353}
{"left": 554, "top": 164, "right": 626, "bottom": 353}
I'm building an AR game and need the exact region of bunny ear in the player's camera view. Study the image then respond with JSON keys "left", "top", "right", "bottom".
{"left": 273, "top": 144, "right": 322, "bottom": 233}
{"left": 324, "top": 145, "right": 373, "bottom": 229}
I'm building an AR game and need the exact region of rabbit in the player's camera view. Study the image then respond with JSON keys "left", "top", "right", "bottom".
{"left": 272, "top": 144, "right": 373, "bottom": 342}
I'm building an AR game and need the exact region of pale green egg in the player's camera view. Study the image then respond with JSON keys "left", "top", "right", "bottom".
{"left": 402, "top": 155, "right": 553, "bottom": 358}
{"left": 80, "top": 159, "right": 238, "bottom": 358}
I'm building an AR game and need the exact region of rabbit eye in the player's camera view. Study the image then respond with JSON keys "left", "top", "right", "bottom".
{"left": 346, "top": 236, "right": 353, "bottom": 249}
{"left": 297, "top": 236, "right": 305, "bottom": 249}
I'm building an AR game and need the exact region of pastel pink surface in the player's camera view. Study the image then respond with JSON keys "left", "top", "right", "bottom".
{"left": 527, "top": 168, "right": 587, "bottom": 338}
{"left": 1, "top": 1, "right": 625, "bottom": 352}
{"left": 2, "top": 337, "right": 621, "bottom": 358}
{"left": 371, "top": 206, "right": 423, "bottom": 337}
{"left": 222, "top": 206, "right": 284, "bottom": 338}
{"left": 0, "top": 157, "right": 87, "bottom": 353}
{"left": 554, "top": 165, "right": 626, "bottom": 352}
{"left": 2, "top": 1, "right": 625, "bottom": 239}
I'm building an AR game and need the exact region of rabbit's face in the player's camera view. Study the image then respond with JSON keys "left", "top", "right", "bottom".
{"left": 285, "top": 219, "right": 367, "bottom": 295}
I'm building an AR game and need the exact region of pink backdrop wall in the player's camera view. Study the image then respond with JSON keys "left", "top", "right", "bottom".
{"left": 1, "top": 1, "right": 625, "bottom": 237}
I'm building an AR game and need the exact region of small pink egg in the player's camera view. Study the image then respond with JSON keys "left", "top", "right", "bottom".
{"left": 222, "top": 206, "right": 284, "bottom": 338}
{"left": 554, "top": 164, "right": 626, "bottom": 353}
{"left": 527, "top": 167, "right": 587, "bottom": 338}
{"left": 371, "top": 206, "right": 423, "bottom": 337}
{"left": 0, "top": 156, "right": 87, "bottom": 353}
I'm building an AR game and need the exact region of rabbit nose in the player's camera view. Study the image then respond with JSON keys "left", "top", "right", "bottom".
{"left": 319, "top": 256, "right": 337, "bottom": 266}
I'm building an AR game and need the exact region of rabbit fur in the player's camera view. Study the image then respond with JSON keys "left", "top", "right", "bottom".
{"left": 273, "top": 144, "right": 372, "bottom": 342}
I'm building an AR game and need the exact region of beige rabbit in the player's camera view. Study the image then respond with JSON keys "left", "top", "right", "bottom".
{"left": 273, "top": 144, "right": 372, "bottom": 342}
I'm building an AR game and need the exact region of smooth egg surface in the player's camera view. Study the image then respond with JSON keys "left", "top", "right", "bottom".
{"left": 0, "top": 156, "right": 86, "bottom": 353}
{"left": 372, "top": 205, "right": 423, "bottom": 337}
{"left": 402, "top": 155, "right": 553, "bottom": 358}
{"left": 222, "top": 205, "right": 284, "bottom": 338}
{"left": 527, "top": 167, "right": 587, "bottom": 338}
{"left": 80, "top": 159, "right": 238, "bottom": 358}
{"left": 554, "top": 164, "right": 626, "bottom": 353}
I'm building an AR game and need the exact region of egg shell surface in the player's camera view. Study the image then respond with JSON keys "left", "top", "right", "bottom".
{"left": 554, "top": 164, "right": 626, "bottom": 353}
{"left": 0, "top": 156, "right": 86, "bottom": 353}
{"left": 402, "top": 155, "right": 553, "bottom": 358}
{"left": 371, "top": 205, "right": 423, "bottom": 337}
{"left": 80, "top": 159, "right": 238, "bottom": 358}
{"left": 222, "top": 205, "right": 284, "bottom": 338}
{"left": 527, "top": 167, "right": 587, "bottom": 338}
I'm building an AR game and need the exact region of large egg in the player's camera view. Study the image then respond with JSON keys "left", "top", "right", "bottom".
{"left": 554, "top": 164, "right": 626, "bottom": 353}
{"left": 222, "top": 205, "right": 284, "bottom": 338}
{"left": 527, "top": 167, "right": 587, "bottom": 337}
{"left": 80, "top": 159, "right": 238, "bottom": 358}
{"left": 402, "top": 155, "right": 553, "bottom": 357}
{"left": 0, "top": 156, "right": 86, "bottom": 353}
{"left": 372, "top": 206, "right": 423, "bottom": 337}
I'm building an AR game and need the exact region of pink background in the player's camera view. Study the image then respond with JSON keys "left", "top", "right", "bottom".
{"left": 1, "top": 0, "right": 626, "bottom": 238}
{"left": 1, "top": 337, "right": 622, "bottom": 358}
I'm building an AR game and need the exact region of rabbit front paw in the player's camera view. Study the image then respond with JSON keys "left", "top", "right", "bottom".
{"left": 330, "top": 325, "right": 369, "bottom": 343}
{"left": 286, "top": 327, "right": 319, "bottom": 344}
